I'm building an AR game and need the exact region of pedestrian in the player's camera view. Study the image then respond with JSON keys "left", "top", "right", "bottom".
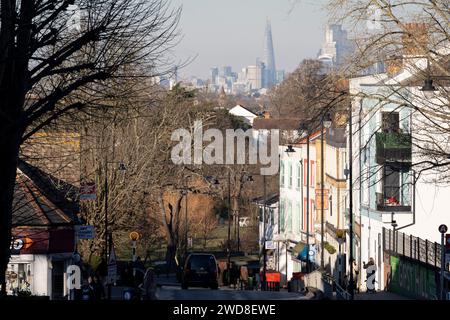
{"left": 81, "top": 277, "right": 94, "bottom": 301}
{"left": 134, "top": 256, "right": 145, "bottom": 286}
{"left": 142, "top": 268, "right": 157, "bottom": 300}
{"left": 239, "top": 266, "right": 248, "bottom": 290}
{"left": 363, "top": 257, "right": 376, "bottom": 293}
{"left": 352, "top": 259, "right": 360, "bottom": 293}
{"left": 91, "top": 275, "right": 105, "bottom": 300}
{"left": 255, "top": 272, "right": 261, "bottom": 291}
{"left": 343, "top": 275, "right": 349, "bottom": 291}
{"left": 230, "top": 264, "right": 239, "bottom": 289}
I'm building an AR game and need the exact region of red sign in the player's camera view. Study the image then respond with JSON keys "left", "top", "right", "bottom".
{"left": 80, "top": 181, "right": 97, "bottom": 201}
{"left": 264, "top": 272, "right": 281, "bottom": 283}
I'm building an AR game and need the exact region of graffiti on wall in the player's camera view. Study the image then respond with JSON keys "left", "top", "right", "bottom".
{"left": 390, "top": 255, "right": 438, "bottom": 300}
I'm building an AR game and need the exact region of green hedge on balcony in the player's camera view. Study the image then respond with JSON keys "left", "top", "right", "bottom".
{"left": 376, "top": 132, "right": 411, "bottom": 149}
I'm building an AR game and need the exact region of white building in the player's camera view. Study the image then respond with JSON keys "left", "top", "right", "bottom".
{"left": 350, "top": 50, "right": 450, "bottom": 293}
{"left": 228, "top": 105, "right": 258, "bottom": 126}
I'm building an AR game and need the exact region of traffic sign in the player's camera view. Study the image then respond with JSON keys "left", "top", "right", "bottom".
{"left": 75, "top": 225, "right": 95, "bottom": 239}
{"left": 80, "top": 181, "right": 96, "bottom": 201}
{"left": 439, "top": 224, "right": 448, "bottom": 234}
{"left": 265, "top": 241, "right": 276, "bottom": 250}
{"left": 129, "top": 231, "right": 140, "bottom": 241}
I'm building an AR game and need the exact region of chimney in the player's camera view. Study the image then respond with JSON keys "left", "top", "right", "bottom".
{"left": 402, "top": 23, "right": 428, "bottom": 56}
{"left": 386, "top": 56, "right": 403, "bottom": 76}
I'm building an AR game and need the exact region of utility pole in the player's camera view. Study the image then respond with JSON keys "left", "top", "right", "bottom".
{"left": 439, "top": 224, "right": 448, "bottom": 300}
{"left": 348, "top": 103, "right": 354, "bottom": 300}
{"left": 185, "top": 178, "right": 189, "bottom": 259}
{"left": 306, "top": 131, "right": 310, "bottom": 273}
{"left": 227, "top": 170, "right": 231, "bottom": 286}
{"left": 263, "top": 175, "right": 267, "bottom": 291}
{"left": 321, "top": 121, "right": 325, "bottom": 269}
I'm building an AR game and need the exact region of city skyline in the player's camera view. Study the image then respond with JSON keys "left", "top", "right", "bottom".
{"left": 170, "top": 0, "right": 328, "bottom": 79}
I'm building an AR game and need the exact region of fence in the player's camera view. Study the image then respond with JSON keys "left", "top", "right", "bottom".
{"left": 383, "top": 228, "right": 442, "bottom": 268}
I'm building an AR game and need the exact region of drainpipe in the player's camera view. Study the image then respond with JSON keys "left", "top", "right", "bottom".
{"left": 393, "top": 170, "right": 416, "bottom": 232}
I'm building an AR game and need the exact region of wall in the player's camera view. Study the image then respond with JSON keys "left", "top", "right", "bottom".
{"left": 389, "top": 255, "right": 438, "bottom": 300}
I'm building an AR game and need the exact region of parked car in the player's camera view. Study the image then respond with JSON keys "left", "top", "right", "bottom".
{"left": 181, "top": 253, "right": 219, "bottom": 290}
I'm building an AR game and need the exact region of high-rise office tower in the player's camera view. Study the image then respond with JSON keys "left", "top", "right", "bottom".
{"left": 210, "top": 67, "right": 219, "bottom": 85}
{"left": 220, "top": 66, "right": 232, "bottom": 77}
{"left": 262, "top": 19, "right": 276, "bottom": 88}
{"left": 317, "top": 24, "right": 354, "bottom": 70}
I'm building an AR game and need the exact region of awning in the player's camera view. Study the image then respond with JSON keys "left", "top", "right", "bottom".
{"left": 291, "top": 242, "right": 308, "bottom": 261}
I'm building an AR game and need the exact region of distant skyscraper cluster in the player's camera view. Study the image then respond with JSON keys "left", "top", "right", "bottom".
{"left": 317, "top": 24, "right": 355, "bottom": 72}
{"left": 205, "top": 19, "right": 284, "bottom": 95}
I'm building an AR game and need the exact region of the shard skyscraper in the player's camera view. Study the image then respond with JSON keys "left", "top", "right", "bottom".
{"left": 262, "top": 18, "right": 276, "bottom": 88}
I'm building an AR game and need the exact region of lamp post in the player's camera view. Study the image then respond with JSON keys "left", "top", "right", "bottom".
{"left": 320, "top": 113, "right": 332, "bottom": 269}
{"left": 348, "top": 100, "right": 354, "bottom": 300}
{"left": 300, "top": 123, "right": 311, "bottom": 273}
{"left": 183, "top": 175, "right": 192, "bottom": 260}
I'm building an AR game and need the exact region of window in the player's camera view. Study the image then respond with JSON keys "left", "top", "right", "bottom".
{"left": 280, "top": 161, "right": 285, "bottom": 187}
{"left": 296, "top": 201, "right": 301, "bottom": 233}
{"left": 382, "top": 112, "right": 400, "bottom": 133}
{"left": 287, "top": 200, "right": 292, "bottom": 232}
{"left": 303, "top": 197, "right": 308, "bottom": 231}
{"left": 296, "top": 162, "right": 301, "bottom": 189}
{"left": 310, "top": 200, "right": 315, "bottom": 232}
{"left": 279, "top": 200, "right": 285, "bottom": 232}
{"left": 310, "top": 160, "right": 315, "bottom": 185}
{"left": 384, "top": 165, "right": 400, "bottom": 203}
{"left": 303, "top": 159, "right": 307, "bottom": 186}
{"left": 288, "top": 162, "right": 293, "bottom": 188}
{"left": 329, "top": 193, "right": 333, "bottom": 217}
{"left": 6, "top": 263, "right": 32, "bottom": 296}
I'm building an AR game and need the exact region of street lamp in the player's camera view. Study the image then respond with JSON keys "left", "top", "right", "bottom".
{"left": 420, "top": 76, "right": 438, "bottom": 99}
{"left": 320, "top": 113, "right": 332, "bottom": 269}
{"left": 209, "top": 172, "right": 232, "bottom": 285}
{"left": 285, "top": 145, "right": 295, "bottom": 154}
{"left": 236, "top": 174, "right": 254, "bottom": 252}
{"left": 299, "top": 122, "right": 311, "bottom": 273}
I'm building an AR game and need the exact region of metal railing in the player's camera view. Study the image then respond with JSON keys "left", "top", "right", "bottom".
{"left": 322, "top": 273, "right": 350, "bottom": 300}
{"left": 383, "top": 228, "right": 442, "bottom": 268}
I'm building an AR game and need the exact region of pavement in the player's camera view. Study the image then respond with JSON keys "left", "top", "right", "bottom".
{"left": 155, "top": 286, "right": 312, "bottom": 300}
{"left": 354, "top": 291, "right": 411, "bottom": 300}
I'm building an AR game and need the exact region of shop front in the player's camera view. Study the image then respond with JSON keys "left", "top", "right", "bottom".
{"left": 6, "top": 162, "right": 78, "bottom": 299}
{"left": 7, "top": 228, "right": 75, "bottom": 299}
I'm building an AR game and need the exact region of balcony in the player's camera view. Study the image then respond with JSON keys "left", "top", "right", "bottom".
{"left": 375, "top": 132, "right": 412, "bottom": 164}
{"left": 376, "top": 191, "right": 411, "bottom": 212}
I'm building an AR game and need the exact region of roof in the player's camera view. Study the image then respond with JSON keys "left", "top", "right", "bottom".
{"left": 253, "top": 193, "right": 279, "bottom": 206}
{"left": 229, "top": 104, "right": 258, "bottom": 116}
{"left": 12, "top": 160, "right": 79, "bottom": 227}
{"left": 253, "top": 118, "right": 302, "bottom": 130}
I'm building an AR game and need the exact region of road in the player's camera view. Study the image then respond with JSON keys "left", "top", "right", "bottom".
{"left": 155, "top": 285, "right": 312, "bottom": 300}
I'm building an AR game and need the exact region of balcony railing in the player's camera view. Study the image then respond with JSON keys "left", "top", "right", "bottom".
{"left": 375, "top": 132, "right": 412, "bottom": 164}
{"left": 376, "top": 191, "right": 411, "bottom": 212}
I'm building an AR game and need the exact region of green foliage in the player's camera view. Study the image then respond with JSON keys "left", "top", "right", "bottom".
{"left": 323, "top": 241, "right": 336, "bottom": 254}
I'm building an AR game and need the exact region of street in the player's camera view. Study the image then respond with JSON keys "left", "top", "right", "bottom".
{"left": 155, "top": 286, "right": 312, "bottom": 300}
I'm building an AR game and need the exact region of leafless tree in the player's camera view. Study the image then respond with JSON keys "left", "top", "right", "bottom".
{"left": 326, "top": 0, "right": 449, "bottom": 185}
{"left": 0, "top": 0, "right": 181, "bottom": 295}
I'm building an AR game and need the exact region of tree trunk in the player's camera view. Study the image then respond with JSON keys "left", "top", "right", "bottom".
{"left": 0, "top": 131, "right": 21, "bottom": 297}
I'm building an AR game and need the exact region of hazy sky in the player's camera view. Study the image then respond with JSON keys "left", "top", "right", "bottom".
{"left": 170, "top": 0, "right": 329, "bottom": 79}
